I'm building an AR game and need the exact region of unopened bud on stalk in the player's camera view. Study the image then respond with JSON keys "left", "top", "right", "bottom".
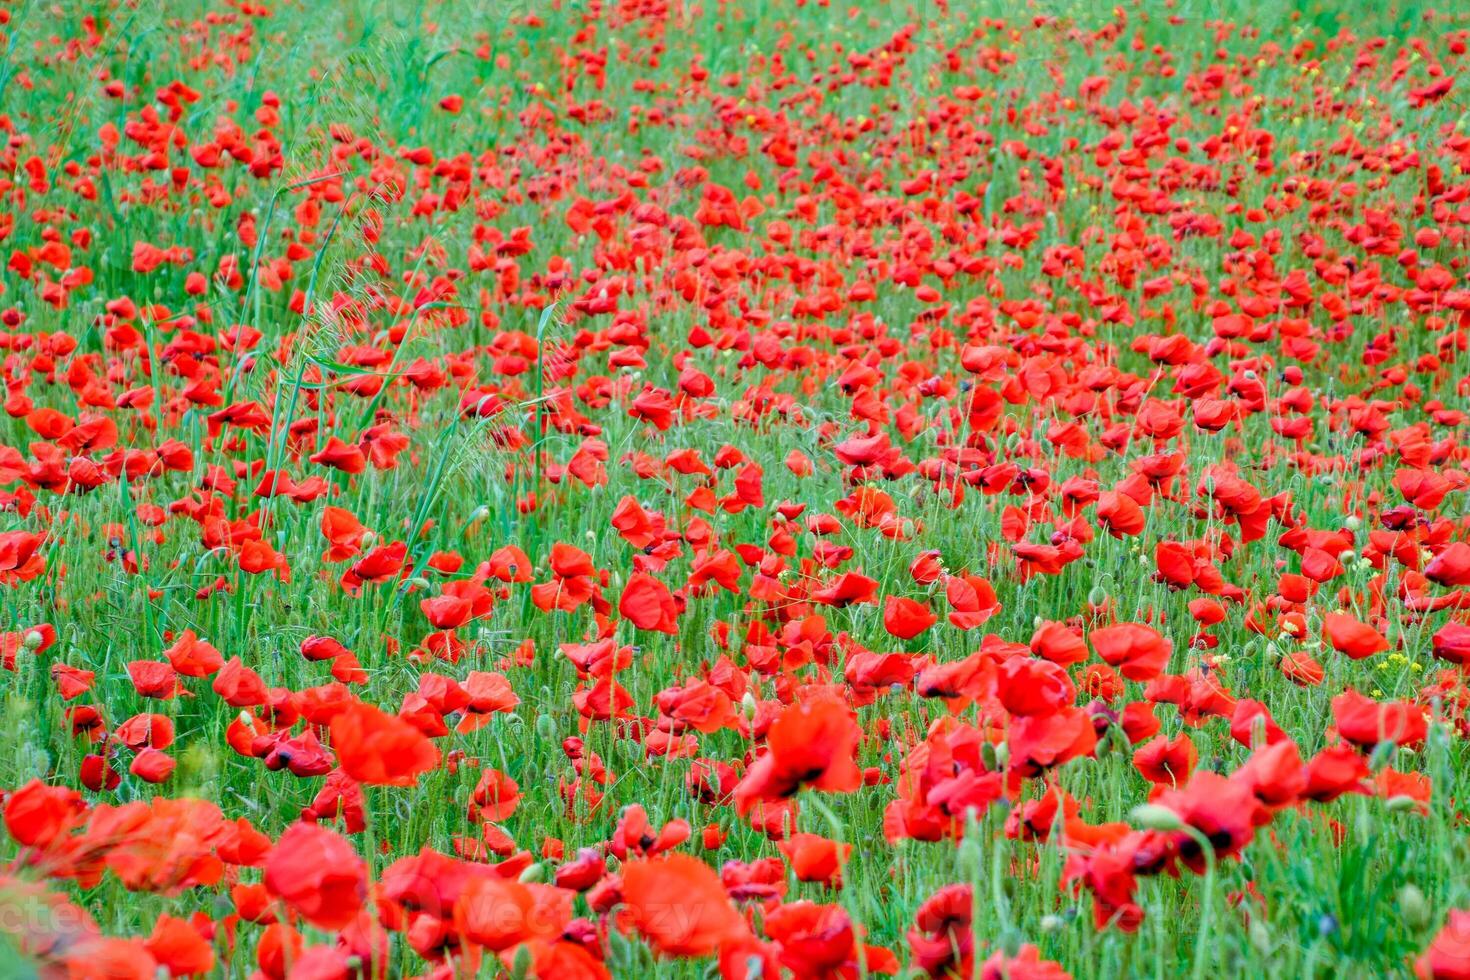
{"left": 1385, "top": 794, "right": 1418, "bottom": 813}
{"left": 518, "top": 862, "right": 546, "bottom": 883}
{"left": 991, "top": 742, "right": 1010, "bottom": 769}
{"left": 981, "top": 741, "right": 999, "bottom": 771}
{"left": 21, "top": 630, "right": 43, "bottom": 651}
{"left": 1087, "top": 586, "right": 1109, "bottom": 607}
{"left": 1248, "top": 917, "right": 1273, "bottom": 955}
{"left": 1368, "top": 739, "right": 1397, "bottom": 771}
{"left": 1129, "top": 803, "right": 1185, "bottom": 832}
{"left": 1398, "top": 884, "right": 1431, "bottom": 929}
{"left": 740, "top": 691, "right": 759, "bottom": 723}
{"left": 535, "top": 713, "right": 557, "bottom": 741}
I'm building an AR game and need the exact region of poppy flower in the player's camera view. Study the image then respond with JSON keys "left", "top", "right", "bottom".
{"left": 1332, "top": 690, "right": 1429, "bottom": 750}
{"left": 609, "top": 804, "right": 691, "bottom": 860}
{"left": 455, "top": 876, "right": 572, "bottom": 953}
{"left": 162, "top": 631, "right": 224, "bottom": 677}
{"left": 883, "top": 595, "right": 937, "bottom": 639}
{"left": 733, "top": 692, "right": 863, "bottom": 814}
{"left": 907, "top": 884, "right": 975, "bottom": 977}
{"left": 1431, "top": 623, "right": 1470, "bottom": 666}
{"left": 619, "top": 573, "right": 680, "bottom": 634}
{"left": 619, "top": 853, "right": 748, "bottom": 957}
{"left": 1088, "top": 624, "right": 1172, "bottom": 681}
{"left": 263, "top": 822, "right": 367, "bottom": 930}
{"left": 328, "top": 701, "right": 441, "bottom": 786}
{"left": 944, "top": 574, "right": 1002, "bottom": 629}
{"left": 762, "top": 901, "right": 899, "bottom": 977}
{"left": 776, "top": 833, "right": 851, "bottom": 888}
{"left": 1426, "top": 543, "right": 1470, "bottom": 587}
{"left": 143, "top": 915, "right": 214, "bottom": 976}
{"left": 1322, "top": 612, "right": 1390, "bottom": 659}
{"left": 1415, "top": 909, "right": 1470, "bottom": 979}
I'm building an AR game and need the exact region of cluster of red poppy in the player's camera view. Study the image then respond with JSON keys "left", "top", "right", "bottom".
{"left": 0, "top": 0, "right": 1468, "bottom": 977}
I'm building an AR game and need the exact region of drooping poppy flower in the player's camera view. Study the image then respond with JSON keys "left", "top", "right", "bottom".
{"left": 619, "top": 572, "right": 680, "bottom": 634}
{"left": 1322, "top": 612, "right": 1390, "bottom": 660}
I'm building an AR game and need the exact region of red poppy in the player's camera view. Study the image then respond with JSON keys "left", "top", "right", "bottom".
{"left": 619, "top": 854, "right": 748, "bottom": 958}
{"left": 733, "top": 692, "right": 863, "bottom": 814}
{"left": 1088, "top": 624, "right": 1172, "bottom": 681}
{"left": 263, "top": 823, "right": 367, "bottom": 930}
{"left": 328, "top": 701, "right": 441, "bottom": 786}
{"left": 1322, "top": 612, "right": 1390, "bottom": 660}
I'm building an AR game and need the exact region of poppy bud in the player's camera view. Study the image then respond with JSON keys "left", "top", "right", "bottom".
{"left": 1344, "top": 515, "right": 1361, "bottom": 531}
{"left": 981, "top": 742, "right": 998, "bottom": 771}
{"left": 21, "top": 630, "right": 43, "bottom": 650}
{"left": 1087, "top": 586, "right": 1108, "bottom": 607}
{"left": 518, "top": 862, "right": 546, "bottom": 883}
{"left": 535, "top": 713, "right": 557, "bottom": 741}
{"left": 468, "top": 506, "right": 490, "bottom": 523}
{"left": 1398, "top": 884, "right": 1430, "bottom": 929}
{"left": 1385, "top": 794, "right": 1419, "bottom": 813}
{"left": 1129, "top": 803, "right": 1184, "bottom": 832}
{"left": 1367, "top": 739, "right": 1397, "bottom": 771}
{"left": 957, "top": 830, "right": 983, "bottom": 871}
{"left": 1040, "top": 914, "right": 1064, "bottom": 933}
{"left": 1248, "top": 917, "right": 1273, "bottom": 955}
